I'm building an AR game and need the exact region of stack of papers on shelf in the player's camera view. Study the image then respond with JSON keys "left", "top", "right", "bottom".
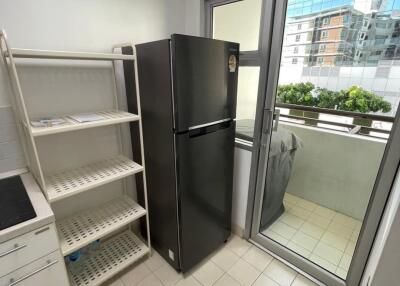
{"left": 31, "top": 117, "right": 67, "bottom": 128}
{"left": 68, "top": 113, "right": 105, "bottom": 123}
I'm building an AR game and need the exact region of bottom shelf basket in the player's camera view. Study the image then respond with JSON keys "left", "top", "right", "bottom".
{"left": 68, "top": 230, "right": 149, "bottom": 286}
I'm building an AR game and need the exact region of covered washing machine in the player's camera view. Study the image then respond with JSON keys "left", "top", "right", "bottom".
{"left": 236, "top": 119, "right": 303, "bottom": 230}
{"left": 260, "top": 128, "right": 303, "bottom": 229}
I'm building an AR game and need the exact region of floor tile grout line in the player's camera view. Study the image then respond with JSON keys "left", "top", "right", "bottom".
{"left": 251, "top": 256, "right": 277, "bottom": 286}
{"left": 249, "top": 271, "right": 266, "bottom": 286}
{"left": 191, "top": 271, "right": 205, "bottom": 286}
{"left": 289, "top": 273, "right": 300, "bottom": 286}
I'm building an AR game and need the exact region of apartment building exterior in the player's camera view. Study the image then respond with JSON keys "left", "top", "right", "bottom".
{"left": 283, "top": 0, "right": 400, "bottom": 66}
{"left": 282, "top": 7, "right": 363, "bottom": 66}
{"left": 354, "top": 12, "right": 400, "bottom": 64}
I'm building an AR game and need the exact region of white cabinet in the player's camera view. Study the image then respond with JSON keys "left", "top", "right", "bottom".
{"left": 0, "top": 223, "right": 69, "bottom": 286}
{"left": 0, "top": 224, "right": 59, "bottom": 277}
{"left": 0, "top": 250, "right": 69, "bottom": 286}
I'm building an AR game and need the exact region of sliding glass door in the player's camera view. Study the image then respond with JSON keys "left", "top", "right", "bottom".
{"left": 248, "top": 1, "right": 400, "bottom": 285}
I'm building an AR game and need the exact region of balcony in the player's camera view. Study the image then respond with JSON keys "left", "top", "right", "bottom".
{"left": 236, "top": 104, "right": 392, "bottom": 278}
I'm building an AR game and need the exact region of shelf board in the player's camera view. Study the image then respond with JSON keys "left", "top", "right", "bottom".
{"left": 45, "top": 156, "right": 143, "bottom": 202}
{"left": 8, "top": 48, "right": 135, "bottom": 61}
{"left": 58, "top": 195, "right": 146, "bottom": 256}
{"left": 68, "top": 230, "right": 149, "bottom": 286}
{"left": 29, "top": 110, "right": 140, "bottom": 137}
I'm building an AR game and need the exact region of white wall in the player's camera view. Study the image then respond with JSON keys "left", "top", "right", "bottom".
{"left": 283, "top": 123, "right": 386, "bottom": 220}
{"left": 0, "top": 0, "right": 188, "bottom": 215}
{"left": 0, "top": 0, "right": 187, "bottom": 104}
{"left": 184, "top": 0, "right": 203, "bottom": 37}
{"left": 232, "top": 147, "right": 252, "bottom": 232}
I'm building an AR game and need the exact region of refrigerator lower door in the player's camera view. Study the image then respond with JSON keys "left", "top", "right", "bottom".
{"left": 175, "top": 121, "right": 235, "bottom": 272}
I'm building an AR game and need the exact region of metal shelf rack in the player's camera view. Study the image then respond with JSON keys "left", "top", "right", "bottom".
{"left": 0, "top": 29, "right": 151, "bottom": 286}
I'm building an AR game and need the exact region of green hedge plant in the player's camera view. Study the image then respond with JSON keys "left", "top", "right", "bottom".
{"left": 277, "top": 82, "right": 392, "bottom": 114}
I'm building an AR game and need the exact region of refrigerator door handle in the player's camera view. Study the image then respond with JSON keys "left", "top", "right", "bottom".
{"left": 188, "top": 118, "right": 231, "bottom": 130}
{"left": 188, "top": 120, "right": 232, "bottom": 138}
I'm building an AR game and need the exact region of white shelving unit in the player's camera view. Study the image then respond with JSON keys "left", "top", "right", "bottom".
{"left": 45, "top": 155, "right": 143, "bottom": 202}
{"left": 57, "top": 195, "right": 147, "bottom": 256}
{"left": 68, "top": 230, "right": 149, "bottom": 286}
{"left": 0, "top": 30, "right": 151, "bottom": 286}
{"left": 29, "top": 110, "right": 140, "bottom": 137}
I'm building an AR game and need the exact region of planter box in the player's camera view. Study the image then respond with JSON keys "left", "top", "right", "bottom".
{"left": 353, "top": 117, "right": 372, "bottom": 135}
{"left": 289, "top": 109, "right": 319, "bottom": 126}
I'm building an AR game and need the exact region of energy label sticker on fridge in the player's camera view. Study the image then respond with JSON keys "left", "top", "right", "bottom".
{"left": 228, "top": 54, "right": 237, "bottom": 72}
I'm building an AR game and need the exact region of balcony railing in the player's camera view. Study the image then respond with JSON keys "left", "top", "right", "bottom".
{"left": 275, "top": 102, "right": 394, "bottom": 138}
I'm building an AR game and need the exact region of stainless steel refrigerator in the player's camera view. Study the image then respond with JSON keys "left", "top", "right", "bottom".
{"left": 136, "top": 34, "right": 239, "bottom": 272}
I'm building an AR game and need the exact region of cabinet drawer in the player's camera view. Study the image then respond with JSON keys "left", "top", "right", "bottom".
{"left": 0, "top": 250, "right": 69, "bottom": 286}
{"left": 0, "top": 224, "right": 59, "bottom": 277}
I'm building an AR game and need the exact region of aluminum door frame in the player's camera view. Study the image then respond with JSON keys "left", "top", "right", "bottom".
{"left": 246, "top": 1, "right": 400, "bottom": 286}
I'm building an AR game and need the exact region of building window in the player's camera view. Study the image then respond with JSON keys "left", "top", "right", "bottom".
{"left": 317, "top": 57, "right": 324, "bottom": 64}
{"left": 292, "top": 58, "right": 298, "bottom": 64}
{"left": 294, "top": 46, "right": 299, "bottom": 54}
{"left": 341, "top": 30, "right": 347, "bottom": 40}
{"left": 334, "top": 56, "right": 343, "bottom": 65}
{"left": 319, "top": 44, "right": 326, "bottom": 53}
{"left": 307, "top": 32, "right": 313, "bottom": 41}
{"left": 321, "top": 31, "right": 328, "bottom": 40}
{"left": 376, "top": 22, "right": 386, "bottom": 28}
{"left": 343, "top": 15, "right": 350, "bottom": 24}
{"left": 295, "top": 34, "right": 301, "bottom": 42}
{"left": 322, "top": 17, "right": 330, "bottom": 26}
{"left": 297, "top": 23, "right": 302, "bottom": 30}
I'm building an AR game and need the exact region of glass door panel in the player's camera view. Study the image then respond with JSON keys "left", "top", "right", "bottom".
{"left": 253, "top": 0, "right": 400, "bottom": 284}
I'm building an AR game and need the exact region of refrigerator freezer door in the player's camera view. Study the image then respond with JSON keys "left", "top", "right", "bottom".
{"left": 175, "top": 121, "right": 235, "bottom": 272}
{"left": 171, "top": 34, "right": 239, "bottom": 132}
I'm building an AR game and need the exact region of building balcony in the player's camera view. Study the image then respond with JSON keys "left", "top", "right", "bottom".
{"left": 235, "top": 104, "right": 392, "bottom": 277}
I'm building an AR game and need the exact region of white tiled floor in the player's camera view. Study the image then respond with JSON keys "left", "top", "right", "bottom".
{"left": 262, "top": 193, "right": 362, "bottom": 279}
{"left": 104, "top": 235, "right": 319, "bottom": 286}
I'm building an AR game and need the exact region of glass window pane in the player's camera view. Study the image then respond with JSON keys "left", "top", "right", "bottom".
{"left": 237, "top": 66, "right": 260, "bottom": 120}
{"left": 235, "top": 66, "right": 260, "bottom": 138}
{"left": 213, "top": 0, "right": 262, "bottom": 51}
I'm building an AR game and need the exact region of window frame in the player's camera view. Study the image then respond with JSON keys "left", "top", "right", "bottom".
{"left": 204, "top": 0, "right": 274, "bottom": 151}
